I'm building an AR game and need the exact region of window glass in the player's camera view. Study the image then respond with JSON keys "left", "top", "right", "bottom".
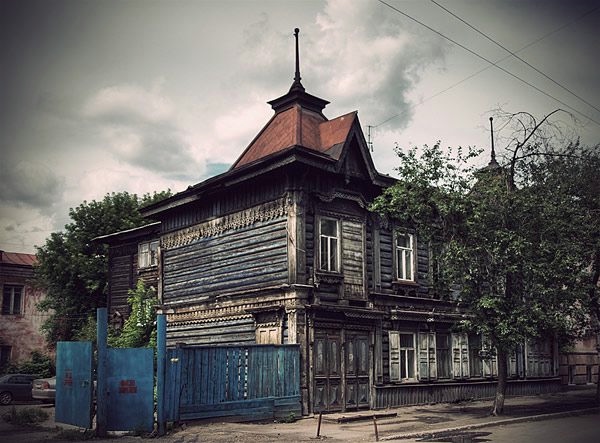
{"left": 436, "top": 333, "right": 451, "bottom": 379}
{"left": 2, "top": 285, "right": 23, "bottom": 315}
{"left": 395, "top": 233, "right": 415, "bottom": 281}
{"left": 319, "top": 218, "right": 339, "bottom": 272}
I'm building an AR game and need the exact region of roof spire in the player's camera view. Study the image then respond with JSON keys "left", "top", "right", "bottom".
{"left": 290, "top": 28, "right": 305, "bottom": 92}
{"left": 487, "top": 116, "right": 500, "bottom": 169}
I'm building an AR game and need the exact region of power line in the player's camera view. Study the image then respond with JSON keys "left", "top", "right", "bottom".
{"left": 376, "top": 0, "right": 600, "bottom": 127}
{"left": 430, "top": 0, "right": 600, "bottom": 115}
{"left": 371, "top": 4, "right": 599, "bottom": 129}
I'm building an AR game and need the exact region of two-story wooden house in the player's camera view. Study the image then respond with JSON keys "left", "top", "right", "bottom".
{"left": 105, "top": 32, "right": 560, "bottom": 414}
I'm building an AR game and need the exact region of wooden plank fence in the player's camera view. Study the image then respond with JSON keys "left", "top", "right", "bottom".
{"left": 164, "top": 344, "right": 301, "bottom": 422}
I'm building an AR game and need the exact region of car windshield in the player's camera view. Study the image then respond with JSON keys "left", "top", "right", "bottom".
{"left": 0, "top": 375, "right": 14, "bottom": 382}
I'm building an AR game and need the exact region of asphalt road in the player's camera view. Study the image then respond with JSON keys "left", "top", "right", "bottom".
{"left": 405, "top": 413, "right": 600, "bottom": 443}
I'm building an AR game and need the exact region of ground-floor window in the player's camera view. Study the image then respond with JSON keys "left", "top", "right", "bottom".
{"left": 389, "top": 332, "right": 416, "bottom": 381}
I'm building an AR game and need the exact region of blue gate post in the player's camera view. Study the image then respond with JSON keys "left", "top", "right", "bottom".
{"left": 96, "top": 308, "right": 108, "bottom": 437}
{"left": 156, "top": 314, "right": 166, "bottom": 436}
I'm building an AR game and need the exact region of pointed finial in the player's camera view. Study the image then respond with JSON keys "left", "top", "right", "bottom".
{"left": 487, "top": 117, "right": 500, "bottom": 169}
{"left": 290, "top": 28, "right": 304, "bottom": 92}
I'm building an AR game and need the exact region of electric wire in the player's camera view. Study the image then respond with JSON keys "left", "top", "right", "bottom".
{"left": 376, "top": 0, "right": 600, "bottom": 127}
{"left": 430, "top": 0, "right": 600, "bottom": 115}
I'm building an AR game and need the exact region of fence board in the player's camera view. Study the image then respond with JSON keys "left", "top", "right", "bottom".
{"left": 165, "top": 344, "right": 300, "bottom": 421}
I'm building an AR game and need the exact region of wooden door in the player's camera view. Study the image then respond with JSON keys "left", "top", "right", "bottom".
{"left": 313, "top": 330, "right": 342, "bottom": 412}
{"left": 345, "top": 332, "right": 370, "bottom": 410}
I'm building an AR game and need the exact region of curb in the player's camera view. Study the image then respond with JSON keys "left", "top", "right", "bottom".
{"left": 380, "top": 406, "right": 600, "bottom": 441}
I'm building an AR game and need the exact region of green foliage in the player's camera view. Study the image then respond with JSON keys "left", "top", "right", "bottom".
{"left": 35, "top": 190, "right": 171, "bottom": 346}
{"left": 3, "top": 351, "right": 54, "bottom": 378}
{"left": 109, "top": 280, "right": 158, "bottom": 349}
{"left": 2, "top": 407, "right": 49, "bottom": 426}
{"left": 371, "top": 142, "right": 599, "bottom": 353}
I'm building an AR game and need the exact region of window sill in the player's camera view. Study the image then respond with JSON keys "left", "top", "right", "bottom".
{"left": 392, "top": 280, "right": 419, "bottom": 287}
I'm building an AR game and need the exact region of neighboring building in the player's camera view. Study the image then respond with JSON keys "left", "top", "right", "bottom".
{"left": 95, "top": 222, "right": 161, "bottom": 328}
{"left": 0, "top": 251, "right": 50, "bottom": 368}
{"left": 105, "top": 34, "right": 563, "bottom": 414}
{"left": 560, "top": 336, "right": 599, "bottom": 386}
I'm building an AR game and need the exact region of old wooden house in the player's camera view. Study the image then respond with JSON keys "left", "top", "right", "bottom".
{"left": 96, "top": 222, "right": 161, "bottom": 328}
{"left": 105, "top": 33, "right": 561, "bottom": 414}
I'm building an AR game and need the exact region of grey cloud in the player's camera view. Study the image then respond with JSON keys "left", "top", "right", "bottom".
{"left": 0, "top": 161, "right": 65, "bottom": 213}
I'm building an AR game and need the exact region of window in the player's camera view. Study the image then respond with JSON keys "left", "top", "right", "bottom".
{"left": 418, "top": 332, "right": 437, "bottom": 380}
{"left": 256, "top": 326, "right": 281, "bottom": 344}
{"left": 436, "top": 333, "right": 452, "bottom": 379}
{"left": 138, "top": 240, "right": 159, "bottom": 268}
{"left": 0, "top": 345, "right": 11, "bottom": 368}
{"left": 389, "top": 332, "right": 416, "bottom": 381}
{"left": 319, "top": 218, "right": 339, "bottom": 272}
{"left": 395, "top": 233, "right": 415, "bottom": 281}
{"left": 469, "top": 333, "right": 483, "bottom": 377}
{"left": 2, "top": 285, "right": 23, "bottom": 315}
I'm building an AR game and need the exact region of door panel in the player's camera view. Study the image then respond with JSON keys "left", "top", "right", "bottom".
{"left": 313, "top": 331, "right": 342, "bottom": 412}
{"left": 345, "top": 333, "right": 370, "bottom": 410}
{"left": 55, "top": 341, "right": 94, "bottom": 428}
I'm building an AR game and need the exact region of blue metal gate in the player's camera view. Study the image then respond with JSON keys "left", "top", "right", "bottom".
{"left": 164, "top": 344, "right": 301, "bottom": 422}
{"left": 105, "top": 347, "right": 154, "bottom": 432}
{"left": 55, "top": 341, "right": 94, "bottom": 428}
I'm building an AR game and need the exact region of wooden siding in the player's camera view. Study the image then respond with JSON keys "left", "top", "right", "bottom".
{"left": 374, "top": 378, "right": 561, "bottom": 408}
{"left": 162, "top": 217, "right": 289, "bottom": 304}
{"left": 109, "top": 255, "right": 134, "bottom": 315}
{"left": 166, "top": 316, "right": 255, "bottom": 346}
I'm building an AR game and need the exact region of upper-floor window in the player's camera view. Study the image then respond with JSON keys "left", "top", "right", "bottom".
{"left": 319, "top": 218, "right": 339, "bottom": 272}
{"left": 395, "top": 232, "right": 415, "bottom": 281}
{"left": 138, "top": 240, "right": 159, "bottom": 269}
{"left": 2, "top": 285, "right": 23, "bottom": 315}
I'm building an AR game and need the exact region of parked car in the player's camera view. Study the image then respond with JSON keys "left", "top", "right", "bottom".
{"left": 32, "top": 376, "right": 56, "bottom": 404}
{"left": 0, "top": 373, "right": 39, "bottom": 405}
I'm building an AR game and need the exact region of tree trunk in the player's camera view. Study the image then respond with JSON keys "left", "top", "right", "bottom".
{"left": 491, "top": 349, "right": 508, "bottom": 415}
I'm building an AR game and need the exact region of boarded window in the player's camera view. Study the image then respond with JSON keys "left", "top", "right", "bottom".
{"left": 418, "top": 332, "right": 437, "bottom": 380}
{"left": 256, "top": 326, "right": 281, "bottom": 344}
{"left": 451, "top": 333, "right": 470, "bottom": 379}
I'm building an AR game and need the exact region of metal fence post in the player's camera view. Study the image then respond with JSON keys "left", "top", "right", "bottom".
{"left": 156, "top": 314, "right": 167, "bottom": 436}
{"left": 96, "top": 308, "right": 108, "bottom": 437}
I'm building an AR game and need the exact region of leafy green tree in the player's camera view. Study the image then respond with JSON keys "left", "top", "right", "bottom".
{"left": 35, "top": 191, "right": 170, "bottom": 345}
{"left": 371, "top": 122, "right": 597, "bottom": 414}
{"left": 109, "top": 280, "right": 158, "bottom": 349}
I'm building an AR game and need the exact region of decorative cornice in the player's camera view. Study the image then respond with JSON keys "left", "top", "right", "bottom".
{"left": 162, "top": 198, "right": 289, "bottom": 249}
{"left": 316, "top": 191, "right": 368, "bottom": 208}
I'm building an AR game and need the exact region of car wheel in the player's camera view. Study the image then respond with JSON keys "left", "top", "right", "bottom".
{"left": 0, "top": 391, "right": 12, "bottom": 405}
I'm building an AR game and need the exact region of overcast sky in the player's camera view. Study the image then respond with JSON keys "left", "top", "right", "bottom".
{"left": 1, "top": 0, "right": 599, "bottom": 253}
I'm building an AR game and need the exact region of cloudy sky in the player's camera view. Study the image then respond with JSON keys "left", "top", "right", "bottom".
{"left": 1, "top": 0, "right": 599, "bottom": 253}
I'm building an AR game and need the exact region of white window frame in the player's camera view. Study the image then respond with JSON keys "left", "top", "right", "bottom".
{"left": 318, "top": 217, "right": 340, "bottom": 273}
{"left": 389, "top": 331, "right": 417, "bottom": 382}
{"left": 138, "top": 240, "right": 159, "bottom": 269}
{"left": 395, "top": 232, "right": 415, "bottom": 281}
{"left": 2, "top": 285, "right": 23, "bottom": 315}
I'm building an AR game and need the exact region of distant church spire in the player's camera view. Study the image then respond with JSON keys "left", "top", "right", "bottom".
{"left": 487, "top": 117, "right": 500, "bottom": 169}
{"left": 290, "top": 28, "right": 305, "bottom": 92}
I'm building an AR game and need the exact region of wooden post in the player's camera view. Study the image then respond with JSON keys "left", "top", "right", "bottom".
{"left": 96, "top": 308, "right": 108, "bottom": 437}
{"left": 373, "top": 416, "right": 379, "bottom": 441}
{"left": 156, "top": 314, "right": 167, "bottom": 436}
{"left": 316, "top": 411, "right": 323, "bottom": 437}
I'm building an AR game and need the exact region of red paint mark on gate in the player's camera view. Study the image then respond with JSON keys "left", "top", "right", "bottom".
{"left": 118, "top": 379, "right": 137, "bottom": 394}
{"left": 64, "top": 370, "right": 73, "bottom": 387}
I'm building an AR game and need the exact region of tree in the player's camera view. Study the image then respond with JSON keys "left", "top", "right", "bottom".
{"left": 371, "top": 111, "right": 597, "bottom": 414}
{"left": 35, "top": 190, "right": 170, "bottom": 345}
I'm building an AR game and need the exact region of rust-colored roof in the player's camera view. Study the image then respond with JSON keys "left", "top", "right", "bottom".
{"left": 233, "top": 105, "right": 357, "bottom": 169}
{"left": 0, "top": 251, "right": 37, "bottom": 266}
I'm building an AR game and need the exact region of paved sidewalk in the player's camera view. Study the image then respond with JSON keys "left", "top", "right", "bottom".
{"left": 0, "top": 387, "right": 597, "bottom": 442}
{"left": 171, "top": 386, "right": 599, "bottom": 442}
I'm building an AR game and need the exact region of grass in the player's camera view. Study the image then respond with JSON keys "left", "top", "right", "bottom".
{"left": 2, "top": 406, "right": 49, "bottom": 426}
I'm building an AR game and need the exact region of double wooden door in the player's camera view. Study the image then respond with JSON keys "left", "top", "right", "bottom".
{"left": 313, "top": 329, "right": 370, "bottom": 412}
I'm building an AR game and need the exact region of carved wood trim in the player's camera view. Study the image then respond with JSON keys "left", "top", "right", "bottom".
{"left": 162, "top": 198, "right": 289, "bottom": 249}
